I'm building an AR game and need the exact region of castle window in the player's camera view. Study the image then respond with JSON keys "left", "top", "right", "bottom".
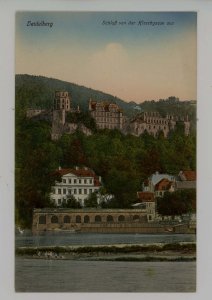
{"left": 51, "top": 215, "right": 58, "bottom": 223}
{"left": 74, "top": 179, "right": 77, "bottom": 184}
{"left": 118, "top": 215, "right": 125, "bottom": 222}
{"left": 63, "top": 189, "right": 66, "bottom": 194}
{"left": 63, "top": 179, "right": 66, "bottom": 183}
{"left": 79, "top": 179, "right": 81, "bottom": 184}
{"left": 84, "top": 189, "right": 87, "bottom": 194}
{"left": 39, "top": 215, "right": 46, "bottom": 224}
{"left": 79, "top": 189, "right": 82, "bottom": 194}
{"left": 84, "top": 179, "right": 87, "bottom": 184}
{"left": 69, "top": 179, "right": 72, "bottom": 184}
{"left": 74, "top": 189, "right": 77, "bottom": 194}
{"left": 133, "top": 215, "right": 140, "bottom": 221}
{"left": 58, "top": 189, "right": 61, "bottom": 194}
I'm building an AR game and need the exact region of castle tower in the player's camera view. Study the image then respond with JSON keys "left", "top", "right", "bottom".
{"left": 54, "top": 91, "right": 71, "bottom": 112}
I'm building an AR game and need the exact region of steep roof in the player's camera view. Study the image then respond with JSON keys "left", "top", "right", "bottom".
{"left": 155, "top": 178, "right": 173, "bottom": 191}
{"left": 90, "top": 100, "right": 122, "bottom": 112}
{"left": 149, "top": 172, "right": 176, "bottom": 186}
{"left": 179, "top": 170, "right": 196, "bottom": 181}
{"left": 137, "top": 192, "right": 155, "bottom": 202}
{"left": 55, "top": 167, "right": 101, "bottom": 187}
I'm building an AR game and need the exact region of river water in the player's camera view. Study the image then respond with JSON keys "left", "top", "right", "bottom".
{"left": 15, "top": 231, "right": 196, "bottom": 247}
{"left": 15, "top": 233, "right": 196, "bottom": 292}
{"left": 15, "top": 258, "right": 196, "bottom": 292}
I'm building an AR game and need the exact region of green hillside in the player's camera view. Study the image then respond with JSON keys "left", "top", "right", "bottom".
{"left": 15, "top": 74, "right": 196, "bottom": 125}
{"left": 15, "top": 74, "right": 135, "bottom": 116}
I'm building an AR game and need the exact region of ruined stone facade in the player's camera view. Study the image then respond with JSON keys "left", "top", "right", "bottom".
{"left": 130, "top": 112, "right": 190, "bottom": 138}
{"left": 26, "top": 92, "right": 190, "bottom": 139}
{"left": 54, "top": 91, "right": 71, "bottom": 111}
{"left": 89, "top": 99, "right": 123, "bottom": 130}
{"left": 51, "top": 91, "right": 91, "bottom": 140}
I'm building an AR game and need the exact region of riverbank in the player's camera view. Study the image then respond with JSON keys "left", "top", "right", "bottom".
{"left": 16, "top": 242, "right": 196, "bottom": 262}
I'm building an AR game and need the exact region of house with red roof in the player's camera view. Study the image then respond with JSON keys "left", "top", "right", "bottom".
{"left": 154, "top": 178, "right": 175, "bottom": 198}
{"left": 50, "top": 166, "right": 102, "bottom": 206}
{"left": 175, "top": 170, "right": 196, "bottom": 190}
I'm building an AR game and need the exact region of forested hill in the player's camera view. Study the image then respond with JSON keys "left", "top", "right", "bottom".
{"left": 15, "top": 74, "right": 196, "bottom": 125}
{"left": 15, "top": 74, "right": 136, "bottom": 116}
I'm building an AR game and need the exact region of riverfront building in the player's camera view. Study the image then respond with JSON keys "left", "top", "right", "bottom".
{"left": 32, "top": 208, "right": 195, "bottom": 234}
{"left": 50, "top": 167, "right": 101, "bottom": 207}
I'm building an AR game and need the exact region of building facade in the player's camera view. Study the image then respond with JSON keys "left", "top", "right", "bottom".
{"left": 89, "top": 99, "right": 123, "bottom": 130}
{"left": 175, "top": 170, "right": 196, "bottom": 190}
{"left": 54, "top": 91, "right": 71, "bottom": 111}
{"left": 154, "top": 178, "right": 175, "bottom": 198}
{"left": 50, "top": 167, "right": 101, "bottom": 206}
{"left": 130, "top": 112, "right": 190, "bottom": 137}
{"left": 135, "top": 192, "right": 156, "bottom": 222}
{"left": 32, "top": 208, "right": 194, "bottom": 234}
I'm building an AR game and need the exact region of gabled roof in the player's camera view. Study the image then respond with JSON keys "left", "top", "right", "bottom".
{"left": 149, "top": 172, "right": 176, "bottom": 186}
{"left": 179, "top": 170, "right": 196, "bottom": 181}
{"left": 137, "top": 192, "right": 155, "bottom": 202}
{"left": 90, "top": 100, "right": 122, "bottom": 112}
{"left": 55, "top": 167, "right": 101, "bottom": 187}
{"left": 155, "top": 178, "right": 173, "bottom": 191}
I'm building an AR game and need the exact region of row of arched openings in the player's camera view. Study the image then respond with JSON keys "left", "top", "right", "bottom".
{"left": 39, "top": 214, "right": 141, "bottom": 224}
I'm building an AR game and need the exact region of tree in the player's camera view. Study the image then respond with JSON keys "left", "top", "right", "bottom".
{"left": 62, "top": 195, "right": 82, "bottom": 208}
{"left": 84, "top": 192, "right": 98, "bottom": 208}
{"left": 157, "top": 189, "right": 196, "bottom": 216}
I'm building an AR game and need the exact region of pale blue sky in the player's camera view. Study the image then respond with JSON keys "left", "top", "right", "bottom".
{"left": 16, "top": 12, "right": 197, "bottom": 102}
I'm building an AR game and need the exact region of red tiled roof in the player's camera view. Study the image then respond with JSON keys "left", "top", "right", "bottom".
{"left": 137, "top": 192, "right": 155, "bottom": 202}
{"left": 55, "top": 168, "right": 101, "bottom": 187}
{"left": 155, "top": 178, "right": 173, "bottom": 191}
{"left": 181, "top": 170, "right": 196, "bottom": 181}
{"left": 90, "top": 100, "right": 121, "bottom": 112}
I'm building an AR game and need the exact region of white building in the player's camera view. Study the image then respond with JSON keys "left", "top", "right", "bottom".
{"left": 50, "top": 167, "right": 101, "bottom": 206}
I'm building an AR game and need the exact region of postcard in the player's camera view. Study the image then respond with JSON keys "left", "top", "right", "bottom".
{"left": 13, "top": 10, "right": 198, "bottom": 293}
